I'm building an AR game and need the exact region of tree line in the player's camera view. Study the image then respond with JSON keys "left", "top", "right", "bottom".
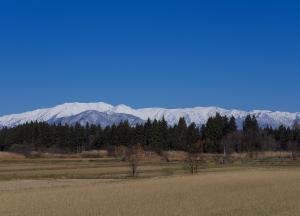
{"left": 0, "top": 114, "right": 300, "bottom": 154}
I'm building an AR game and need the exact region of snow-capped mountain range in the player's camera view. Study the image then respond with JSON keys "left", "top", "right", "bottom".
{"left": 0, "top": 102, "right": 299, "bottom": 128}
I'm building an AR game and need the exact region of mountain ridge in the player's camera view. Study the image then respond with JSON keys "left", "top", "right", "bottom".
{"left": 0, "top": 102, "right": 299, "bottom": 128}
{"left": 48, "top": 110, "right": 144, "bottom": 127}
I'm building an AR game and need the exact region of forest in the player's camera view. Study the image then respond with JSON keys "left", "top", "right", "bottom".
{"left": 0, "top": 113, "right": 300, "bottom": 155}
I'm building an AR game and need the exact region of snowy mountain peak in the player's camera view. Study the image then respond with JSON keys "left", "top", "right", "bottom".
{"left": 0, "top": 102, "right": 299, "bottom": 128}
{"left": 54, "top": 102, "right": 114, "bottom": 113}
{"left": 0, "top": 102, "right": 113, "bottom": 128}
{"left": 109, "top": 104, "right": 136, "bottom": 114}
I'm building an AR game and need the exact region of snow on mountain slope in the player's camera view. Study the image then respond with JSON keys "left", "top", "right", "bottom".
{"left": 294, "top": 117, "right": 300, "bottom": 127}
{"left": 249, "top": 110, "right": 299, "bottom": 128}
{"left": 137, "top": 107, "right": 247, "bottom": 126}
{"left": 108, "top": 104, "right": 143, "bottom": 117}
{"left": 48, "top": 110, "right": 144, "bottom": 127}
{"left": 0, "top": 102, "right": 113, "bottom": 127}
{"left": 0, "top": 102, "right": 299, "bottom": 128}
{"left": 136, "top": 107, "right": 300, "bottom": 128}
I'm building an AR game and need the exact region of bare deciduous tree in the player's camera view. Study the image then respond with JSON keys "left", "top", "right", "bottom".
{"left": 128, "top": 145, "right": 139, "bottom": 177}
{"left": 288, "top": 141, "right": 298, "bottom": 161}
{"left": 187, "top": 153, "right": 201, "bottom": 174}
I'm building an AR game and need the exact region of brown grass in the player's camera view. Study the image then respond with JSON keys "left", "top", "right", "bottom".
{"left": 143, "top": 151, "right": 162, "bottom": 162}
{"left": 0, "top": 152, "right": 26, "bottom": 160}
{"left": 1, "top": 168, "right": 300, "bottom": 216}
{"left": 229, "top": 152, "right": 249, "bottom": 160}
{"left": 162, "top": 151, "right": 188, "bottom": 161}
{"left": 0, "top": 158, "right": 183, "bottom": 181}
{"left": 80, "top": 150, "right": 109, "bottom": 158}
{"left": 256, "top": 151, "right": 293, "bottom": 159}
{"left": 29, "top": 151, "right": 81, "bottom": 158}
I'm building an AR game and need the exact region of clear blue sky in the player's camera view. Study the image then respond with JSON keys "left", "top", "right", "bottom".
{"left": 0, "top": 0, "right": 300, "bottom": 115}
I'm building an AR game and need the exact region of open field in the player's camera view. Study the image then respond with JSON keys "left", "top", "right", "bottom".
{"left": 1, "top": 156, "right": 300, "bottom": 216}
{"left": 0, "top": 151, "right": 298, "bottom": 180}
{"left": 0, "top": 158, "right": 185, "bottom": 181}
{"left": 1, "top": 167, "right": 300, "bottom": 216}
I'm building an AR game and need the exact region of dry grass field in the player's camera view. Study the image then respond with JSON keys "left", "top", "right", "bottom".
{"left": 1, "top": 168, "right": 300, "bottom": 216}
{"left": 0, "top": 158, "right": 183, "bottom": 181}
{"left": 1, "top": 155, "right": 300, "bottom": 216}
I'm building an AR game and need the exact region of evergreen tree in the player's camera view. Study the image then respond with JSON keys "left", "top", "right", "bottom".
{"left": 203, "top": 113, "right": 228, "bottom": 152}
{"left": 173, "top": 117, "right": 187, "bottom": 150}
{"left": 134, "top": 124, "right": 145, "bottom": 145}
{"left": 243, "top": 115, "right": 260, "bottom": 156}
{"left": 116, "top": 121, "right": 132, "bottom": 146}
{"left": 186, "top": 123, "right": 200, "bottom": 152}
{"left": 243, "top": 115, "right": 259, "bottom": 133}
{"left": 227, "top": 116, "right": 237, "bottom": 133}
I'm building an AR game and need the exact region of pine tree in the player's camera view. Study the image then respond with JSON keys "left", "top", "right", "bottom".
{"left": 116, "top": 121, "right": 132, "bottom": 146}
{"left": 186, "top": 123, "right": 200, "bottom": 152}
{"left": 203, "top": 113, "right": 228, "bottom": 152}
{"left": 134, "top": 124, "right": 145, "bottom": 145}
{"left": 243, "top": 115, "right": 260, "bottom": 157}
{"left": 158, "top": 117, "right": 169, "bottom": 150}
{"left": 227, "top": 116, "right": 237, "bottom": 133}
{"left": 243, "top": 115, "right": 259, "bottom": 133}
{"left": 173, "top": 117, "right": 187, "bottom": 150}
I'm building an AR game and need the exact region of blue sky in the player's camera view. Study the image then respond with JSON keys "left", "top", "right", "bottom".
{"left": 0, "top": 0, "right": 300, "bottom": 115}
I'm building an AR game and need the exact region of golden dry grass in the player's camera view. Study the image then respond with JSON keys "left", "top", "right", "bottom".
{"left": 1, "top": 156, "right": 300, "bottom": 216}
{"left": 257, "top": 151, "right": 293, "bottom": 159}
{"left": 1, "top": 168, "right": 300, "bottom": 216}
{"left": 80, "top": 150, "right": 109, "bottom": 158}
{"left": 0, "top": 152, "right": 26, "bottom": 160}
{"left": 162, "top": 150, "right": 189, "bottom": 161}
